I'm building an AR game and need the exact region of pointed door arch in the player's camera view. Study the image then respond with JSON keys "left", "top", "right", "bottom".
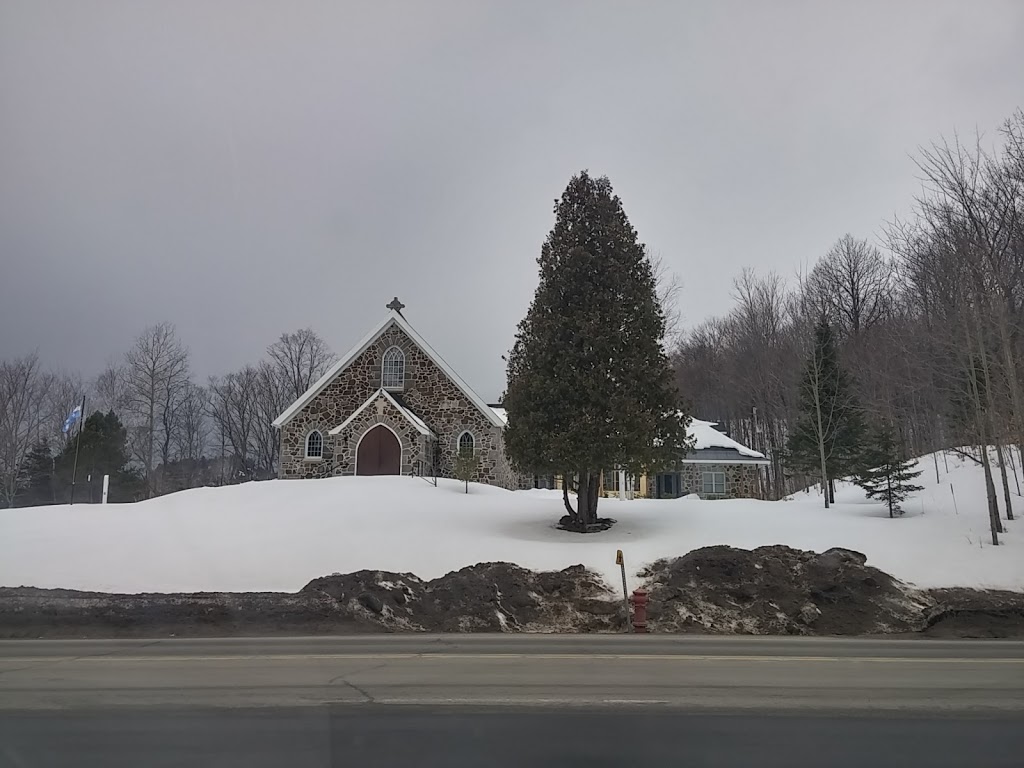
{"left": 355, "top": 424, "right": 402, "bottom": 475}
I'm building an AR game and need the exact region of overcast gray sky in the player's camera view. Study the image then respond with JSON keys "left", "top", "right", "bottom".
{"left": 2, "top": 1, "right": 1022, "bottom": 402}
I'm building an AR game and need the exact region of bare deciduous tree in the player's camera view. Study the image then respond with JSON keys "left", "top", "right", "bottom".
{"left": 267, "top": 329, "right": 334, "bottom": 404}
{"left": 207, "top": 366, "right": 261, "bottom": 481}
{"left": 650, "top": 253, "right": 684, "bottom": 349}
{"left": 804, "top": 235, "right": 892, "bottom": 339}
{"left": 172, "top": 382, "right": 210, "bottom": 463}
{"left": 93, "top": 362, "right": 128, "bottom": 415}
{"left": 123, "top": 323, "right": 190, "bottom": 496}
{"left": 0, "top": 354, "right": 55, "bottom": 506}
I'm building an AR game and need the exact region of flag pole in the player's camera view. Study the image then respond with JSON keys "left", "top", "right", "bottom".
{"left": 69, "top": 395, "right": 85, "bottom": 506}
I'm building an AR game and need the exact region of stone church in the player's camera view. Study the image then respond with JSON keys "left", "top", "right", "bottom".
{"left": 273, "top": 298, "right": 524, "bottom": 489}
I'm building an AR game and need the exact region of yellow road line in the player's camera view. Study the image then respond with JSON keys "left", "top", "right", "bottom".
{"left": 0, "top": 653, "right": 1021, "bottom": 664}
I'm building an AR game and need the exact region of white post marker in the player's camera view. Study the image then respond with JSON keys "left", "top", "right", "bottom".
{"left": 618, "top": 469, "right": 627, "bottom": 501}
{"left": 101, "top": 474, "right": 109, "bottom": 504}
{"left": 616, "top": 549, "right": 630, "bottom": 631}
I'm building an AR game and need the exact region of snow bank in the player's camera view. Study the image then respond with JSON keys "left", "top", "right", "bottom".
{"left": 0, "top": 452, "right": 1018, "bottom": 593}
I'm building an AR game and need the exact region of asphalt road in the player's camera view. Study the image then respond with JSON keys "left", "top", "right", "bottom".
{"left": 0, "top": 635, "right": 1022, "bottom": 767}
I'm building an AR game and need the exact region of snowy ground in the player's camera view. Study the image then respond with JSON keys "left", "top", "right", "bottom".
{"left": 0, "top": 452, "right": 1019, "bottom": 594}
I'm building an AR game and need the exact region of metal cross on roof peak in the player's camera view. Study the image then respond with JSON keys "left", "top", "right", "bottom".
{"left": 386, "top": 297, "right": 405, "bottom": 313}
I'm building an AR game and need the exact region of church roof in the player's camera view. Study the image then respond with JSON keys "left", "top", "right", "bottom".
{"left": 272, "top": 308, "right": 505, "bottom": 430}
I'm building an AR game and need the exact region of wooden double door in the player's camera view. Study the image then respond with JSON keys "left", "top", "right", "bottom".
{"left": 356, "top": 425, "right": 401, "bottom": 475}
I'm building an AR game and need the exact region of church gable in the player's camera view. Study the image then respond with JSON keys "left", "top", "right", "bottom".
{"left": 293, "top": 322, "right": 491, "bottom": 435}
{"left": 276, "top": 305, "right": 518, "bottom": 487}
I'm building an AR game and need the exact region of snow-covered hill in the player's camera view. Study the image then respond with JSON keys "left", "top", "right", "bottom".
{"left": 0, "top": 452, "right": 1018, "bottom": 594}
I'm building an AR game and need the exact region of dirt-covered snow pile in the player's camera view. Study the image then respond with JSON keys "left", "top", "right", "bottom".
{"left": 0, "top": 563, "right": 621, "bottom": 638}
{"left": 923, "top": 588, "right": 1024, "bottom": 638}
{"left": 303, "top": 562, "right": 620, "bottom": 633}
{"left": 0, "top": 586, "right": 385, "bottom": 638}
{"left": 640, "top": 545, "right": 936, "bottom": 635}
{"left": 3, "top": 550, "right": 1021, "bottom": 638}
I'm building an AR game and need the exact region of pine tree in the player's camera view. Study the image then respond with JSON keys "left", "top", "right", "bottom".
{"left": 453, "top": 447, "right": 479, "bottom": 494}
{"left": 787, "top": 318, "right": 866, "bottom": 507}
{"left": 855, "top": 423, "right": 924, "bottom": 518}
{"left": 503, "top": 171, "right": 692, "bottom": 531}
{"left": 16, "top": 440, "right": 55, "bottom": 507}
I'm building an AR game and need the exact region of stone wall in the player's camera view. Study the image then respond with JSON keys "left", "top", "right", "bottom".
{"left": 678, "top": 463, "right": 761, "bottom": 499}
{"left": 280, "top": 322, "right": 517, "bottom": 488}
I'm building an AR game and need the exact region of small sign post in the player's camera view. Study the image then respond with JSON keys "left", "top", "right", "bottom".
{"left": 616, "top": 549, "right": 630, "bottom": 631}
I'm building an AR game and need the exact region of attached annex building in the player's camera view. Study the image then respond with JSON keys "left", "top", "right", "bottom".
{"left": 647, "top": 419, "right": 769, "bottom": 499}
{"left": 273, "top": 299, "right": 523, "bottom": 489}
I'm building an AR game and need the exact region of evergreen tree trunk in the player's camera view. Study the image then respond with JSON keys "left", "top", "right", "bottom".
{"left": 569, "top": 469, "right": 601, "bottom": 529}
{"left": 576, "top": 469, "right": 589, "bottom": 527}
{"left": 587, "top": 471, "right": 600, "bottom": 524}
{"left": 562, "top": 482, "right": 575, "bottom": 518}
{"left": 146, "top": 391, "right": 155, "bottom": 498}
{"left": 813, "top": 365, "right": 830, "bottom": 509}
{"left": 995, "top": 441, "right": 1014, "bottom": 520}
{"left": 887, "top": 473, "right": 893, "bottom": 518}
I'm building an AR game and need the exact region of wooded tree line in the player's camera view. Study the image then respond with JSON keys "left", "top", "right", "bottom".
{"left": 673, "top": 110, "right": 1024, "bottom": 543}
{"left": 0, "top": 327, "right": 333, "bottom": 506}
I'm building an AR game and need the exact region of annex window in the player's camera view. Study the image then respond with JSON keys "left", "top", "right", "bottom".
{"left": 382, "top": 346, "right": 405, "bottom": 390}
{"left": 603, "top": 469, "right": 619, "bottom": 492}
{"left": 458, "top": 430, "right": 475, "bottom": 455}
{"left": 702, "top": 471, "right": 726, "bottom": 496}
{"left": 305, "top": 430, "right": 323, "bottom": 460}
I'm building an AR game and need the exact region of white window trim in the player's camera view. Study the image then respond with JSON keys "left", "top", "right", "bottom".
{"left": 701, "top": 470, "right": 726, "bottom": 495}
{"left": 304, "top": 429, "right": 324, "bottom": 462}
{"left": 381, "top": 346, "right": 406, "bottom": 391}
{"left": 456, "top": 430, "right": 476, "bottom": 455}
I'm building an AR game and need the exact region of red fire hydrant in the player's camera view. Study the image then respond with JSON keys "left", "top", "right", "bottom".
{"left": 630, "top": 588, "right": 649, "bottom": 634}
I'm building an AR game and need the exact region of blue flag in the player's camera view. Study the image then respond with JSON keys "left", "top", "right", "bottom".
{"left": 62, "top": 405, "right": 82, "bottom": 434}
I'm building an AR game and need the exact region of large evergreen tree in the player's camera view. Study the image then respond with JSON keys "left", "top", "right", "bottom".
{"left": 787, "top": 318, "right": 866, "bottom": 506}
{"left": 855, "top": 423, "right": 924, "bottom": 517}
{"left": 504, "top": 171, "right": 691, "bottom": 531}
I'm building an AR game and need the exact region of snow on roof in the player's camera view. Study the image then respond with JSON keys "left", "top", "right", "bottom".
{"left": 688, "top": 419, "right": 765, "bottom": 459}
{"left": 485, "top": 409, "right": 762, "bottom": 460}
